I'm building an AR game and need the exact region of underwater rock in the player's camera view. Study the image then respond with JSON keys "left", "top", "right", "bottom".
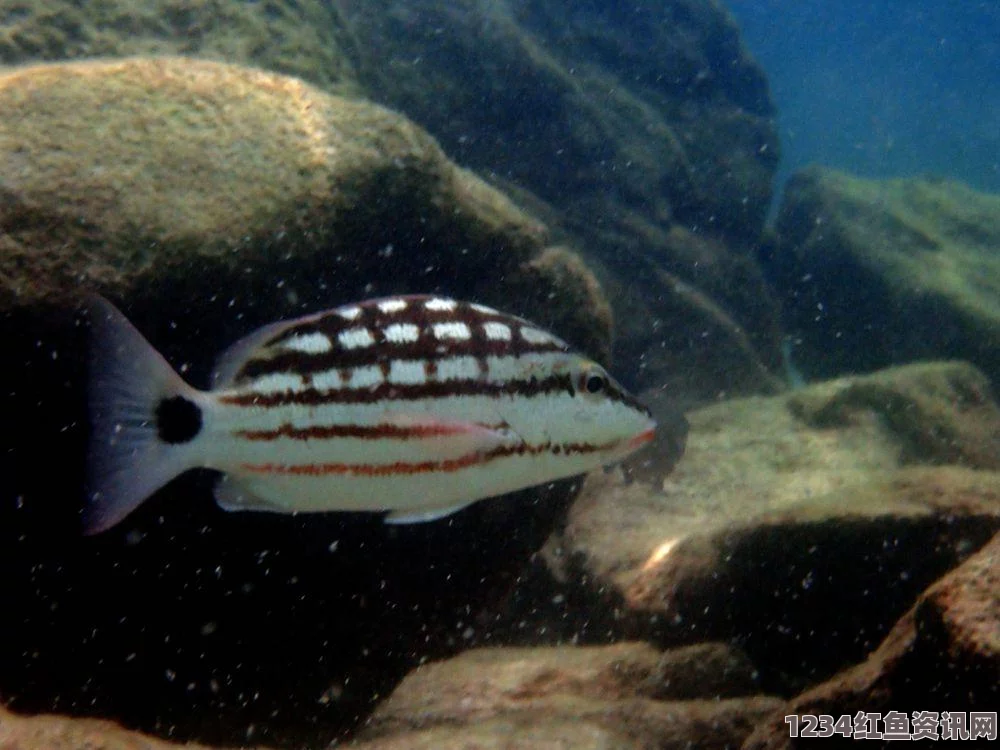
{"left": 0, "top": 0, "right": 778, "bottom": 245}
{"left": 352, "top": 720, "right": 646, "bottom": 749}
{"left": 0, "top": 0, "right": 359, "bottom": 94}
{"left": 354, "top": 641, "right": 781, "bottom": 749}
{"left": 614, "top": 228, "right": 788, "bottom": 404}
{"left": 506, "top": 362, "right": 1000, "bottom": 690}
{"left": 641, "top": 641, "right": 763, "bottom": 701}
{"left": 787, "top": 360, "right": 1000, "bottom": 470}
{"left": 345, "top": 0, "right": 778, "bottom": 245}
{"left": 0, "top": 0, "right": 784, "bottom": 397}
{"left": 0, "top": 56, "right": 617, "bottom": 746}
{"left": 343, "top": 0, "right": 784, "bottom": 396}
{"left": 0, "top": 705, "right": 227, "bottom": 749}
{"left": 743, "top": 531, "right": 1000, "bottom": 750}
{"left": 0, "top": 56, "right": 610, "bottom": 359}
{"left": 764, "top": 167, "right": 1000, "bottom": 384}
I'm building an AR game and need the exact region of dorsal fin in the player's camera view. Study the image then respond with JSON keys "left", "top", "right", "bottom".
{"left": 211, "top": 309, "right": 328, "bottom": 389}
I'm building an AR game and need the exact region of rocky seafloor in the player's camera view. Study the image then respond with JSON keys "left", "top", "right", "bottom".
{"left": 2, "top": 360, "right": 998, "bottom": 748}
{"left": 1, "top": 0, "right": 999, "bottom": 748}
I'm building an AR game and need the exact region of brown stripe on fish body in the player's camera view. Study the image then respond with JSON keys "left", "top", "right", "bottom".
{"left": 230, "top": 296, "right": 569, "bottom": 383}
{"left": 237, "top": 436, "right": 618, "bottom": 477}
{"left": 220, "top": 368, "right": 647, "bottom": 420}
{"left": 219, "top": 358, "right": 648, "bottom": 417}
{"left": 232, "top": 421, "right": 509, "bottom": 442}
{"left": 218, "top": 372, "right": 578, "bottom": 408}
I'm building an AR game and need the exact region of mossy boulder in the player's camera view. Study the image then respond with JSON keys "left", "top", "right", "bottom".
{"left": 344, "top": 1, "right": 784, "bottom": 395}
{"left": 0, "top": 705, "right": 228, "bottom": 750}
{"left": 357, "top": 642, "right": 780, "bottom": 750}
{"left": 0, "top": 0, "right": 779, "bottom": 245}
{"left": 0, "top": 0, "right": 358, "bottom": 93}
{"left": 765, "top": 167, "right": 1000, "bottom": 384}
{"left": 745, "top": 532, "right": 1000, "bottom": 749}
{"left": 0, "top": 0, "right": 784, "bottom": 396}
{"left": 615, "top": 225, "right": 787, "bottom": 402}
{"left": 0, "top": 56, "right": 610, "bottom": 356}
{"left": 346, "top": 0, "right": 778, "bottom": 245}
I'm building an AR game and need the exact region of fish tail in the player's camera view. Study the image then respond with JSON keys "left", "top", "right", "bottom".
{"left": 84, "top": 295, "right": 205, "bottom": 534}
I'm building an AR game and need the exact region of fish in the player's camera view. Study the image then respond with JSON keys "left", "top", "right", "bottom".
{"left": 84, "top": 294, "right": 657, "bottom": 534}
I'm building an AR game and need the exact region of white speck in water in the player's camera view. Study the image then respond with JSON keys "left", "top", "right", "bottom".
{"left": 317, "top": 683, "right": 344, "bottom": 704}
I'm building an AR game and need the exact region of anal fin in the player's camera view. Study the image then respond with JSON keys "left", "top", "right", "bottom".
{"left": 384, "top": 501, "right": 475, "bottom": 525}
{"left": 214, "top": 475, "right": 288, "bottom": 513}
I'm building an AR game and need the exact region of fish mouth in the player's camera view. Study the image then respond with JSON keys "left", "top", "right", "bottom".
{"left": 626, "top": 426, "right": 657, "bottom": 451}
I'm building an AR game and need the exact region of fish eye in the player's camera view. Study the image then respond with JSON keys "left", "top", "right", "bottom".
{"left": 584, "top": 372, "right": 607, "bottom": 394}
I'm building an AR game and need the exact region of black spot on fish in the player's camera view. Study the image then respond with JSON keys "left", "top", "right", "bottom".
{"left": 156, "top": 396, "right": 203, "bottom": 444}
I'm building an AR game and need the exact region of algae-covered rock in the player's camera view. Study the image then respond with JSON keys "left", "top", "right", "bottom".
{"left": 499, "top": 362, "right": 1000, "bottom": 690}
{"left": 0, "top": 56, "right": 610, "bottom": 360}
{"left": 356, "top": 641, "right": 781, "bottom": 750}
{"left": 351, "top": 721, "right": 646, "bottom": 750}
{"left": 0, "top": 705, "right": 230, "bottom": 749}
{"left": 0, "top": 0, "right": 785, "bottom": 399}
{"left": 744, "top": 532, "right": 1000, "bottom": 750}
{"left": 343, "top": 0, "right": 785, "bottom": 396}
{"left": 766, "top": 167, "right": 1000, "bottom": 384}
{"left": 621, "top": 228, "right": 787, "bottom": 403}
{"left": 1, "top": 0, "right": 779, "bottom": 248}
{"left": 0, "top": 0, "right": 358, "bottom": 93}
{"left": 346, "top": 0, "right": 778, "bottom": 245}
{"left": 788, "top": 360, "right": 1000, "bottom": 469}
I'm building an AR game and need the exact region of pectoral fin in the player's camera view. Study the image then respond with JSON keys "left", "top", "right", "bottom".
{"left": 382, "top": 412, "right": 521, "bottom": 455}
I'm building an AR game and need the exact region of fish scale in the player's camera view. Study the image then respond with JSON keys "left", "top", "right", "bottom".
{"left": 84, "top": 294, "right": 656, "bottom": 533}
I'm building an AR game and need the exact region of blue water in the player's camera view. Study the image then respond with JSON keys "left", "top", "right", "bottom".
{"left": 726, "top": 0, "right": 1000, "bottom": 199}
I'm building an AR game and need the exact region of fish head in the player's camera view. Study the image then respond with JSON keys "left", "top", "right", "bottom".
{"left": 497, "top": 351, "right": 657, "bottom": 466}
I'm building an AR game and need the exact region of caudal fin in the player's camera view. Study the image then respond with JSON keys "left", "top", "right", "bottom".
{"left": 84, "top": 295, "right": 204, "bottom": 534}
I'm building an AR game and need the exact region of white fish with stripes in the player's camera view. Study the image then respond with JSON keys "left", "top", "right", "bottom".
{"left": 84, "top": 294, "right": 656, "bottom": 534}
